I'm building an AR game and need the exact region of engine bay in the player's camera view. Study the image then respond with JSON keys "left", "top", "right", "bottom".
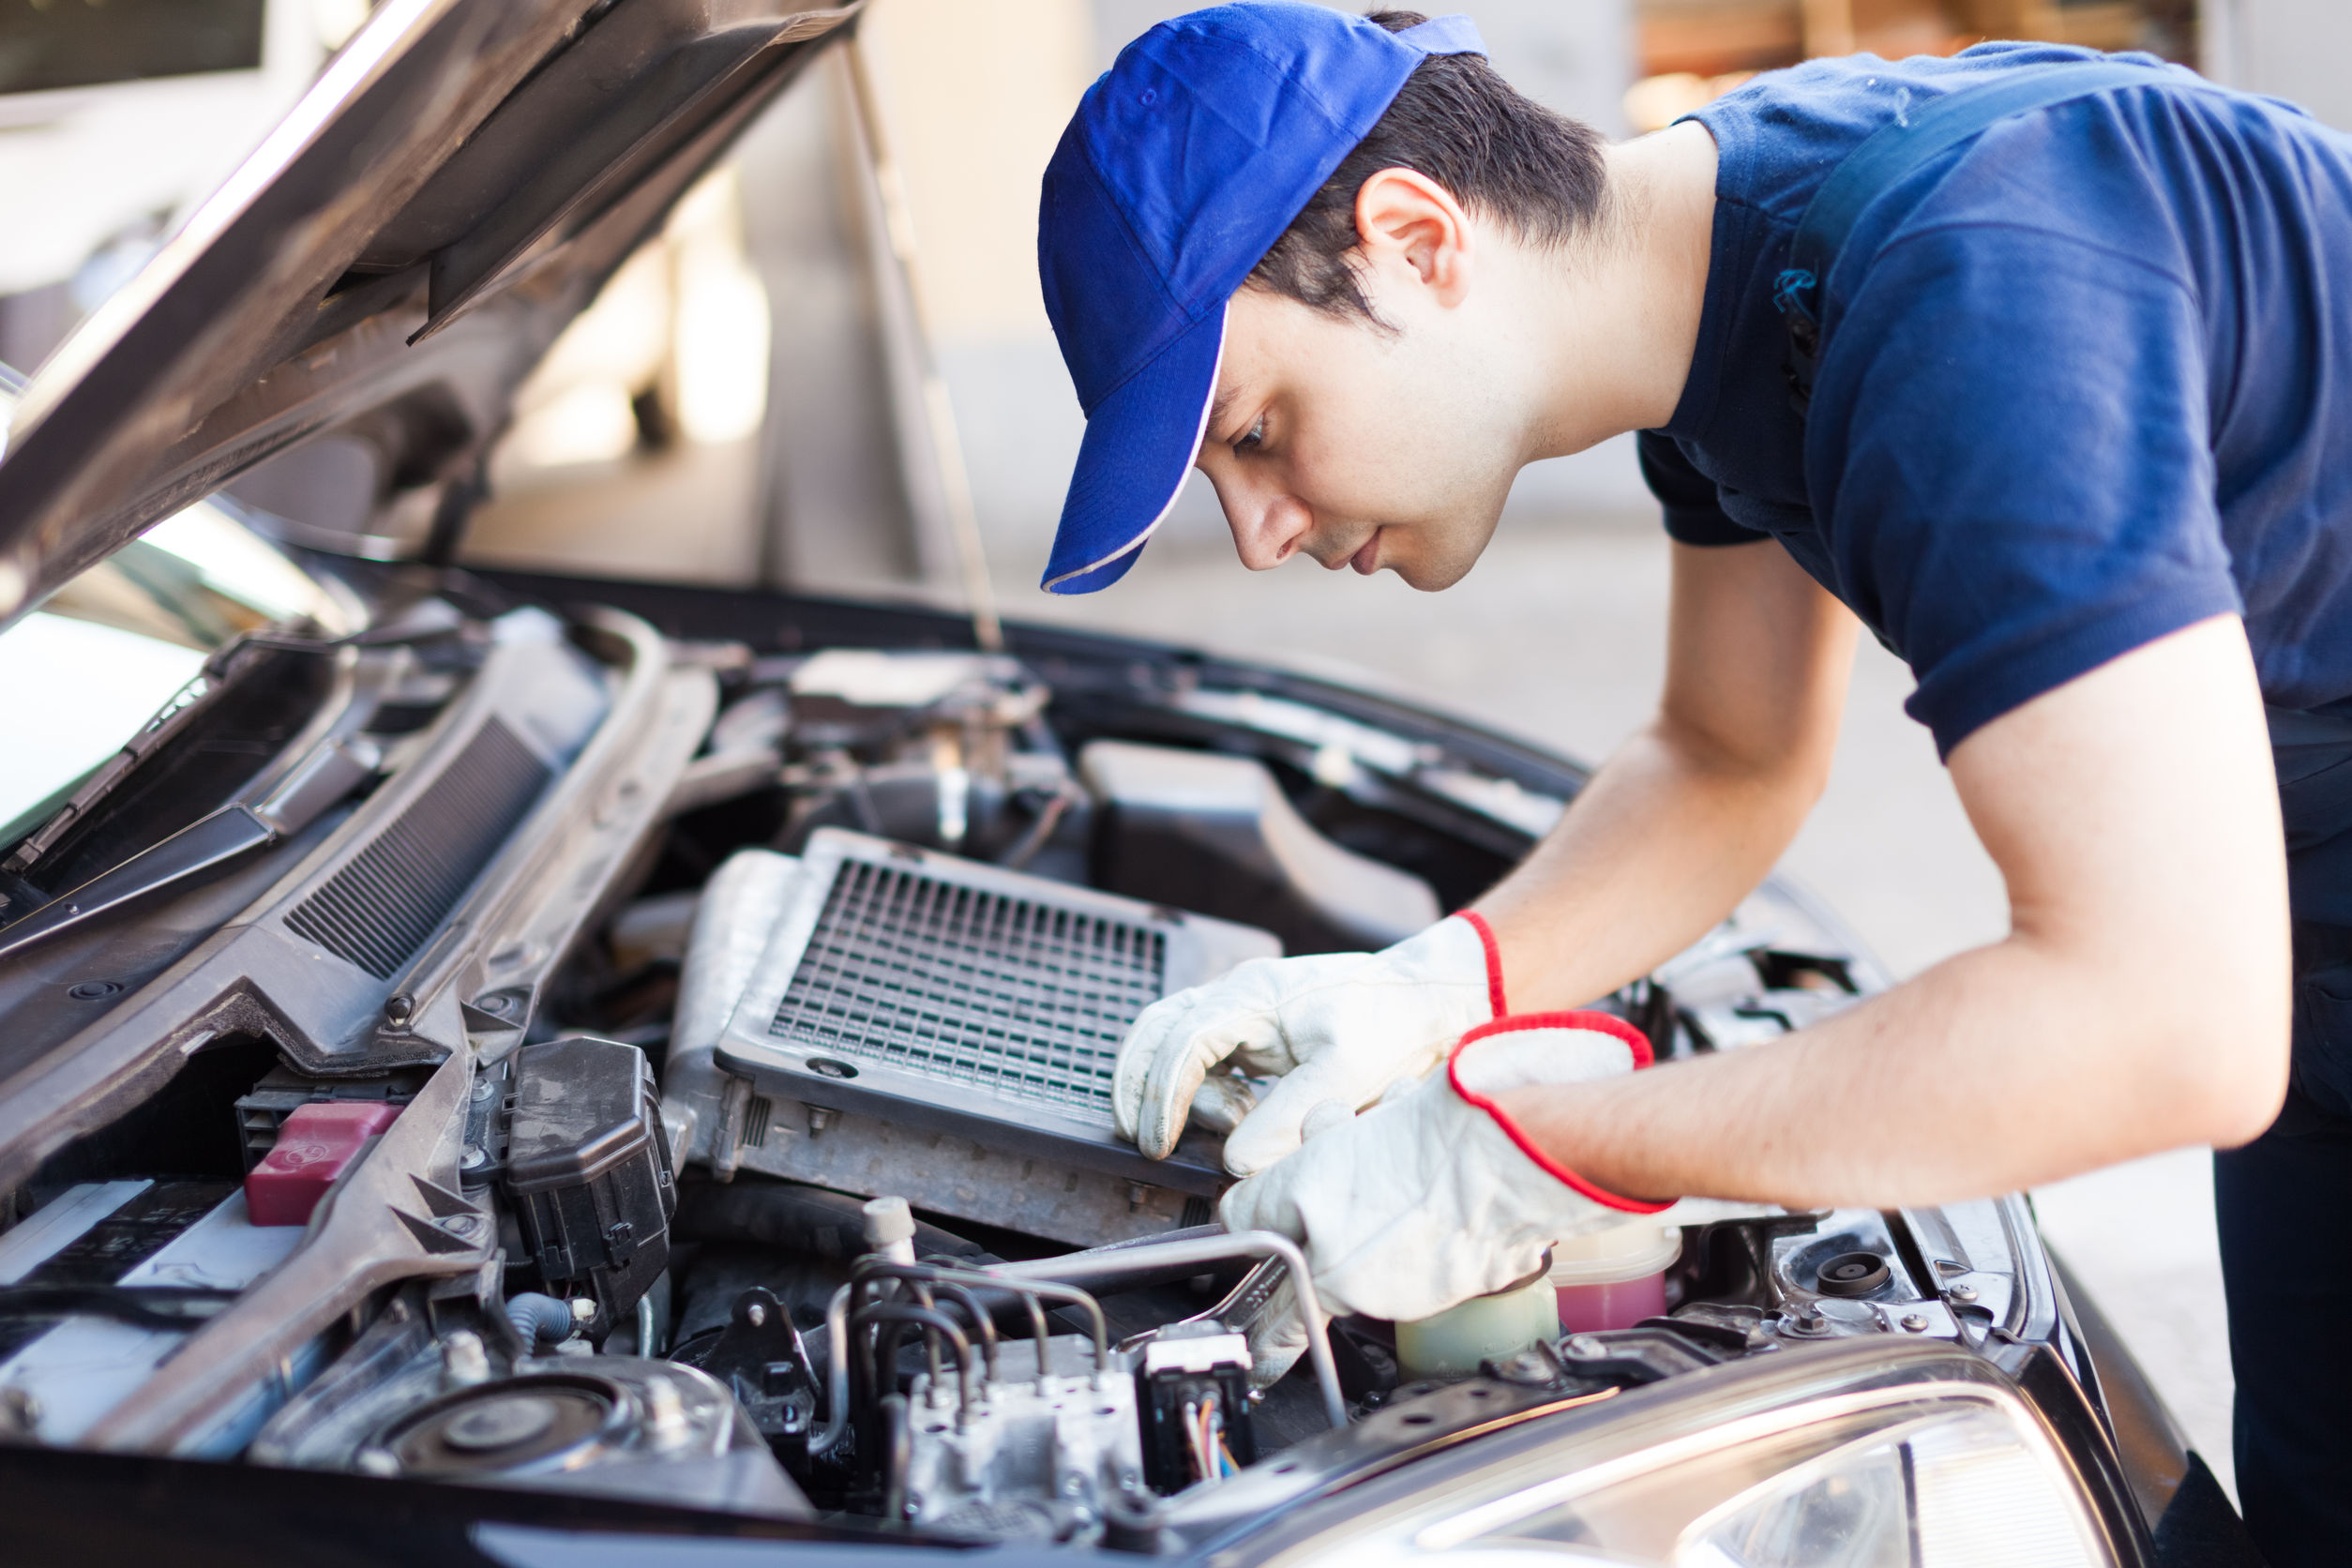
{"left": 0, "top": 622, "right": 2051, "bottom": 1548}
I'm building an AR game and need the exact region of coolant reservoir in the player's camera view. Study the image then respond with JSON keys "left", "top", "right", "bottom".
{"left": 1394, "top": 1266, "right": 1558, "bottom": 1379}
{"left": 1548, "top": 1220, "right": 1683, "bottom": 1334}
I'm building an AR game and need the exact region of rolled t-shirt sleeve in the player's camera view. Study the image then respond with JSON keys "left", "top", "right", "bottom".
{"left": 1815, "top": 225, "right": 2243, "bottom": 757}
{"left": 1640, "top": 430, "right": 1765, "bottom": 546}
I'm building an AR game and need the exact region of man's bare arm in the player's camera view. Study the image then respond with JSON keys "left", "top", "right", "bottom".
{"left": 1497, "top": 613, "right": 2292, "bottom": 1205}
{"left": 1476, "top": 537, "right": 1859, "bottom": 1010}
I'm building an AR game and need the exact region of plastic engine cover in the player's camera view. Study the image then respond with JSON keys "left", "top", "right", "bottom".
{"left": 503, "top": 1036, "right": 676, "bottom": 1328}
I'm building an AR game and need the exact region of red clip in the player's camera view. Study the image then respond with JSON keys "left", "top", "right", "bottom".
{"left": 245, "top": 1102, "right": 402, "bottom": 1227}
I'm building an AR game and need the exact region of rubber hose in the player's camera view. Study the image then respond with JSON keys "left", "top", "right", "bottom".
{"left": 673, "top": 1178, "right": 989, "bottom": 1261}
{"left": 507, "top": 1291, "right": 575, "bottom": 1348}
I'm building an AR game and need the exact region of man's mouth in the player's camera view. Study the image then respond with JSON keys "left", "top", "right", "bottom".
{"left": 1349, "top": 532, "right": 1381, "bottom": 576}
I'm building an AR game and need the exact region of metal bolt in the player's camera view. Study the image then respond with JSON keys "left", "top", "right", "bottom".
{"left": 1949, "top": 1285, "right": 1979, "bottom": 1304}
{"left": 384, "top": 992, "right": 415, "bottom": 1028}
{"left": 441, "top": 1330, "right": 490, "bottom": 1388}
{"left": 460, "top": 1145, "right": 488, "bottom": 1171}
{"left": 746, "top": 1302, "right": 768, "bottom": 1329}
{"left": 643, "top": 1375, "right": 689, "bottom": 1451}
{"left": 1899, "top": 1314, "right": 1929, "bottom": 1333}
{"left": 0, "top": 1387, "right": 41, "bottom": 1434}
{"left": 471, "top": 1078, "right": 496, "bottom": 1103}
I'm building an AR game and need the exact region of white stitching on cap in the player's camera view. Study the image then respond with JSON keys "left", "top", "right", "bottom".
{"left": 1044, "top": 301, "right": 1229, "bottom": 592}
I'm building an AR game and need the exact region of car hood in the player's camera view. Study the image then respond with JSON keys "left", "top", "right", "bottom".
{"left": 0, "top": 0, "right": 860, "bottom": 634}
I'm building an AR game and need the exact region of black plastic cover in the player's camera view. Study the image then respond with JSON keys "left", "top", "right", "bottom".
{"left": 502, "top": 1035, "right": 676, "bottom": 1327}
{"left": 1080, "top": 741, "right": 1440, "bottom": 956}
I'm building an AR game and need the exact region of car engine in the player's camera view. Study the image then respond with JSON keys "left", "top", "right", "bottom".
{"left": 0, "top": 629, "right": 2057, "bottom": 1547}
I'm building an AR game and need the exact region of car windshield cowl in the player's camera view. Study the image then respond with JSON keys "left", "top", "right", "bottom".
{"left": 0, "top": 488, "right": 358, "bottom": 924}
{"left": 0, "top": 623, "right": 333, "bottom": 897}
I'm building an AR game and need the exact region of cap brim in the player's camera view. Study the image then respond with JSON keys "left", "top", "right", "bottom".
{"left": 1041, "top": 302, "right": 1226, "bottom": 595}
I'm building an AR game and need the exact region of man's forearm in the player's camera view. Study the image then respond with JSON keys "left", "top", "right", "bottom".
{"left": 1497, "top": 930, "right": 2253, "bottom": 1207}
{"left": 1495, "top": 617, "right": 2294, "bottom": 1208}
{"left": 1473, "top": 715, "right": 1824, "bottom": 1012}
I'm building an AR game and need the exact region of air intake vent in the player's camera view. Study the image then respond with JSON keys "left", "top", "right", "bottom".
{"left": 771, "top": 854, "right": 1168, "bottom": 1116}
{"left": 717, "top": 830, "right": 1280, "bottom": 1199}
{"left": 285, "top": 718, "right": 550, "bottom": 979}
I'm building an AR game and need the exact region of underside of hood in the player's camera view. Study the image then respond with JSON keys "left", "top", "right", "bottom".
{"left": 0, "top": 0, "right": 862, "bottom": 632}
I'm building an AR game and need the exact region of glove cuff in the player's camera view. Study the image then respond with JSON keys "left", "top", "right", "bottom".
{"left": 1452, "top": 910, "right": 1508, "bottom": 1018}
{"left": 1446, "top": 1011, "right": 1674, "bottom": 1215}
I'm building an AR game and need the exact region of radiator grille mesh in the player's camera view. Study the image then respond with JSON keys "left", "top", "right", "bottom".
{"left": 285, "top": 718, "right": 550, "bottom": 979}
{"left": 769, "top": 856, "right": 1167, "bottom": 1115}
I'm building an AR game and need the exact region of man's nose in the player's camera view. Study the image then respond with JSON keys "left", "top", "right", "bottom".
{"left": 1230, "top": 491, "right": 1314, "bottom": 571}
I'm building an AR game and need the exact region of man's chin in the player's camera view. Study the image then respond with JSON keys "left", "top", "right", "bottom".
{"left": 1390, "top": 543, "right": 1485, "bottom": 593}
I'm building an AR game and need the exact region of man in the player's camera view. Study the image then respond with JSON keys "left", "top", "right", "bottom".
{"left": 1035, "top": 6, "right": 2352, "bottom": 1559}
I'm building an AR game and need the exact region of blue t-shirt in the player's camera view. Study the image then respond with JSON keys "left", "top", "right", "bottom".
{"left": 1648, "top": 43, "right": 2352, "bottom": 764}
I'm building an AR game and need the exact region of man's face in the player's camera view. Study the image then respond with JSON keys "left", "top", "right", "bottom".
{"left": 1194, "top": 281, "right": 1525, "bottom": 591}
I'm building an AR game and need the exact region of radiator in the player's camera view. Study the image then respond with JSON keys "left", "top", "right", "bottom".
{"left": 710, "top": 830, "right": 1279, "bottom": 1244}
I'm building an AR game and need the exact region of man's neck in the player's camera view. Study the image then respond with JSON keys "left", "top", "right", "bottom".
{"left": 1521, "top": 121, "right": 1718, "bottom": 455}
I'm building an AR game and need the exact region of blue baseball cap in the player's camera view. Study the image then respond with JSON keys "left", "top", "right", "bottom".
{"left": 1035, "top": 4, "right": 1487, "bottom": 593}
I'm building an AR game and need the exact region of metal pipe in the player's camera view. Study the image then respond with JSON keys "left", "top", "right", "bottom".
{"left": 982, "top": 1230, "right": 1349, "bottom": 1429}
{"left": 813, "top": 1283, "right": 856, "bottom": 1456}
{"left": 852, "top": 1302, "right": 977, "bottom": 1424}
{"left": 912, "top": 1266, "right": 1110, "bottom": 1383}
{"left": 855, "top": 1262, "right": 1001, "bottom": 1384}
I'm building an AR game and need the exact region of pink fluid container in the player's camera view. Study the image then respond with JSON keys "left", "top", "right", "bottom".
{"left": 1550, "top": 1221, "right": 1684, "bottom": 1334}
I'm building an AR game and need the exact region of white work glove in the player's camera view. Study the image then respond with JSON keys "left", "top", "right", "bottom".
{"left": 1220, "top": 1011, "right": 1671, "bottom": 1382}
{"left": 1114, "top": 913, "right": 1505, "bottom": 1174}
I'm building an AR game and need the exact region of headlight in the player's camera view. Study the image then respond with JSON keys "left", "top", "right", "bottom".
{"left": 1265, "top": 1347, "right": 2118, "bottom": 1568}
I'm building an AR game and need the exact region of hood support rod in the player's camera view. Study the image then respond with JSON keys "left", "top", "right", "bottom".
{"left": 841, "top": 31, "right": 1003, "bottom": 655}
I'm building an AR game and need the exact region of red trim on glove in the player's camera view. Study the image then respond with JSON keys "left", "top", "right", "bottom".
{"left": 1447, "top": 1010, "right": 1674, "bottom": 1214}
{"left": 1454, "top": 911, "right": 1508, "bottom": 1018}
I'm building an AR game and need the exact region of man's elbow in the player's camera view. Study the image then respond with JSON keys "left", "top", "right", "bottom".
{"left": 2143, "top": 966, "right": 2290, "bottom": 1150}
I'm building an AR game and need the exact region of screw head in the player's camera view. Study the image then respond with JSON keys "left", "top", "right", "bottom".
{"left": 384, "top": 992, "right": 415, "bottom": 1027}
{"left": 745, "top": 1302, "right": 768, "bottom": 1329}
{"left": 1949, "top": 1285, "right": 1979, "bottom": 1304}
{"left": 1899, "top": 1314, "right": 1929, "bottom": 1333}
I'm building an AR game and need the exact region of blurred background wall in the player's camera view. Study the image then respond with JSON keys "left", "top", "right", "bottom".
{"left": 5, "top": 0, "right": 2284, "bottom": 596}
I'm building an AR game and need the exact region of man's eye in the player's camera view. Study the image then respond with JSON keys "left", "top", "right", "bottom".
{"left": 1233, "top": 415, "right": 1265, "bottom": 453}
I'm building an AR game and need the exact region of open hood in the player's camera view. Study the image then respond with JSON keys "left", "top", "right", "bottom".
{"left": 0, "top": 0, "right": 861, "bottom": 631}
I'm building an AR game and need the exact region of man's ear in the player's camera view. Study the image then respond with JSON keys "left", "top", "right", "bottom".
{"left": 1353, "top": 167, "right": 1474, "bottom": 307}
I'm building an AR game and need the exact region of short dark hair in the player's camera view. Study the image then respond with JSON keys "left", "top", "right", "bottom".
{"left": 1246, "top": 9, "right": 1606, "bottom": 325}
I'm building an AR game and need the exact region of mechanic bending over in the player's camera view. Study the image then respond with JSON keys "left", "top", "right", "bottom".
{"left": 1034, "top": 6, "right": 2352, "bottom": 1560}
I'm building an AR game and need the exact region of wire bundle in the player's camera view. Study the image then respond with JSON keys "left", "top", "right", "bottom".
{"left": 1183, "top": 1390, "right": 1241, "bottom": 1483}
